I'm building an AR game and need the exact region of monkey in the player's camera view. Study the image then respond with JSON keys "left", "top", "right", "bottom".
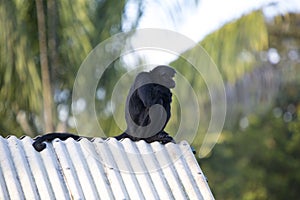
{"left": 115, "top": 65, "right": 176, "bottom": 144}
{"left": 32, "top": 65, "right": 176, "bottom": 152}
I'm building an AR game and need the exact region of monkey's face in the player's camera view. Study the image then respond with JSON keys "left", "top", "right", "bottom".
{"left": 160, "top": 70, "right": 176, "bottom": 88}
{"left": 151, "top": 65, "right": 176, "bottom": 88}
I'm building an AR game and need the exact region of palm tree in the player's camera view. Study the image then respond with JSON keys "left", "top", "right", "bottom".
{"left": 0, "top": 0, "right": 142, "bottom": 136}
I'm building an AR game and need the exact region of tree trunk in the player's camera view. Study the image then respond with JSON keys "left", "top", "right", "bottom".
{"left": 47, "top": 0, "right": 60, "bottom": 131}
{"left": 35, "top": 0, "right": 54, "bottom": 132}
{"left": 47, "top": 0, "right": 59, "bottom": 87}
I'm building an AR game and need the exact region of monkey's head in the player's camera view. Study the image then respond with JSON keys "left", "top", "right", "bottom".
{"left": 151, "top": 65, "right": 176, "bottom": 88}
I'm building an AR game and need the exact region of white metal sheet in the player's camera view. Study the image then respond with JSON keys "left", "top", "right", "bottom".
{"left": 0, "top": 135, "right": 214, "bottom": 200}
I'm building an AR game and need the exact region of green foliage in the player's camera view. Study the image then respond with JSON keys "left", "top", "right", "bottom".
{"left": 200, "top": 13, "right": 300, "bottom": 200}
{"left": 170, "top": 11, "right": 269, "bottom": 153}
{"left": 202, "top": 82, "right": 300, "bottom": 200}
{"left": 0, "top": 0, "right": 139, "bottom": 136}
{"left": 201, "top": 11, "right": 268, "bottom": 83}
{"left": 0, "top": 0, "right": 41, "bottom": 135}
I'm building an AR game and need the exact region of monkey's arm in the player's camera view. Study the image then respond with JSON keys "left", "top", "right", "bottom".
{"left": 32, "top": 133, "right": 86, "bottom": 152}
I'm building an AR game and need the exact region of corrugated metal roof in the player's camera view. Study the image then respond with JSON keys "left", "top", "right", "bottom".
{"left": 0, "top": 135, "right": 214, "bottom": 200}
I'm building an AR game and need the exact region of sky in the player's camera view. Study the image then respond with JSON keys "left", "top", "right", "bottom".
{"left": 137, "top": 0, "right": 300, "bottom": 42}
{"left": 123, "top": 0, "right": 300, "bottom": 65}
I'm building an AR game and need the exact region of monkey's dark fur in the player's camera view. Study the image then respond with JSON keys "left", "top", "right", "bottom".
{"left": 115, "top": 65, "right": 176, "bottom": 143}
{"left": 32, "top": 65, "right": 176, "bottom": 152}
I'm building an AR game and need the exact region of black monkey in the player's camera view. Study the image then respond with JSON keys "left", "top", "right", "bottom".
{"left": 32, "top": 65, "right": 176, "bottom": 152}
{"left": 115, "top": 65, "right": 176, "bottom": 144}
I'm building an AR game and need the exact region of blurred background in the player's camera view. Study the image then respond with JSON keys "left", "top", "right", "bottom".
{"left": 0, "top": 0, "right": 300, "bottom": 199}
